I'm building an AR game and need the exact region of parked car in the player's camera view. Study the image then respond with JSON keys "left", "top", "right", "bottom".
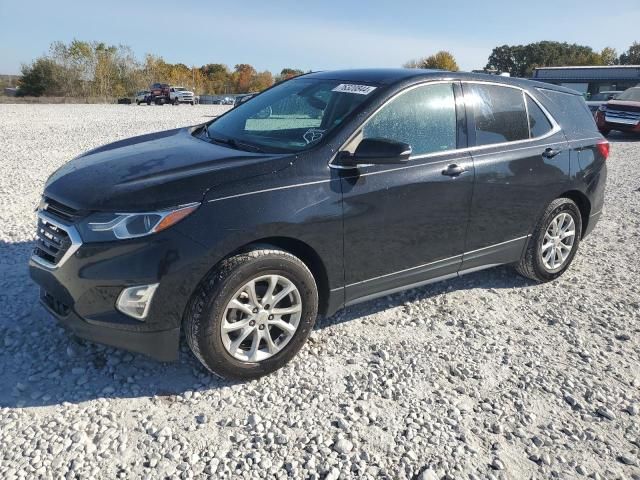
{"left": 595, "top": 86, "right": 640, "bottom": 136}
{"left": 234, "top": 93, "right": 256, "bottom": 107}
{"left": 135, "top": 90, "right": 150, "bottom": 105}
{"left": 148, "top": 83, "right": 170, "bottom": 105}
{"left": 585, "top": 90, "right": 623, "bottom": 114}
{"left": 169, "top": 86, "right": 195, "bottom": 105}
{"left": 30, "top": 69, "right": 608, "bottom": 379}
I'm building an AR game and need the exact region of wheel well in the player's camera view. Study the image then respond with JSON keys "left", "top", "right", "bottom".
{"left": 560, "top": 190, "right": 591, "bottom": 237}
{"left": 235, "top": 237, "right": 331, "bottom": 317}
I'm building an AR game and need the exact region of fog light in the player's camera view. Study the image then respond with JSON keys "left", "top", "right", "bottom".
{"left": 116, "top": 284, "right": 159, "bottom": 320}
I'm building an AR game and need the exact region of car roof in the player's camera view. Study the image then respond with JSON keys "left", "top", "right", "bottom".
{"left": 302, "top": 68, "right": 579, "bottom": 95}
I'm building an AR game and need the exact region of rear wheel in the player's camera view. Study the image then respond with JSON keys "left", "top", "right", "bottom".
{"left": 599, "top": 128, "right": 611, "bottom": 136}
{"left": 184, "top": 248, "right": 318, "bottom": 379}
{"left": 515, "top": 198, "right": 582, "bottom": 282}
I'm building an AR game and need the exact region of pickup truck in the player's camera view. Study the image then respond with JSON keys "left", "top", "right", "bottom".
{"left": 148, "top": 83, "right": 171, "bottom": 105}
{"left": 169, "top": 86, "right": 195, "bottom": 105}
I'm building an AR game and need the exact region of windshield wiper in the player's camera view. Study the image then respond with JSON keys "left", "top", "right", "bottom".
{"left": 210, "top": 136, "right": 264, "bottom": 153}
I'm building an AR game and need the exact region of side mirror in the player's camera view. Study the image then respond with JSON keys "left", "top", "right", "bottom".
{"left": 338, "top": 138, "right": 412, "bottom": 167}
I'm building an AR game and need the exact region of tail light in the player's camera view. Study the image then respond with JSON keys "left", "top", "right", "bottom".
{"left": 596, "top": 140, "right": 610, "bottom": 160}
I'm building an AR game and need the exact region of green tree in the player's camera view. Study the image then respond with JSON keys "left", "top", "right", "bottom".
{"left": 17, "top": 58, "right": 59, "bottom": 96}
{"left": 278, "top": 68, "right": 304, "bottom": 81}
{"left": 620, "top": 42, "right": 640, "bottom": 65}
{"left": 486, "top": 41, "right": 604, "bottom": 77}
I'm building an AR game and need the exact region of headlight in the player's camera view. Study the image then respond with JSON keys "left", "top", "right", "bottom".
{"left": 88, "top": 202, "right": 199, "bottom": 240}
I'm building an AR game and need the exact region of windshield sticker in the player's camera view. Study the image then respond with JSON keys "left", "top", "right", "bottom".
{"left": 332, "top": 84, "right": 377, "bottom": 95}
{"left": 303, "top": 128, "right": 326, "bottom": 144}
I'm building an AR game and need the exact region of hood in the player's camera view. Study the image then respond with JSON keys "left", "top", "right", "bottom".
{"left": 45, "top": 127, "right": 292, "bottom": 212}
{"left": 606, "top": 100, "right": 640, "bottom": 112}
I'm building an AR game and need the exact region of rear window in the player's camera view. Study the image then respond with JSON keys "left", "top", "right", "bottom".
{"left": 526, "top": 96, "right": 553, "bottom": 138}
{"left": 466, "top": 84, "right": 529, "bottom": 146}
{"left": 535, "top": 88, "right": 598, "bottom": 137}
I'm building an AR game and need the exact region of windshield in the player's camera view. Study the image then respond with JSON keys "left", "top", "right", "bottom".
{"left": 175, "top": 87, "right": 187, "bottom": 91}
{"left": 616, "top": 87, "right": 640, "bottom": 102}
{"left": 206, "top": 78, "right": 379, "bottom": 153}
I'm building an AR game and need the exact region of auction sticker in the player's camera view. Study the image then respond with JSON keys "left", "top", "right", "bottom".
{"left": 332, "top": 84, "right": 377, "bottom": 95}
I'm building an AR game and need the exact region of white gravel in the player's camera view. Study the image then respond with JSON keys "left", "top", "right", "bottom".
{"left": 1, "top": 104, "right": 639, "bottom": 480}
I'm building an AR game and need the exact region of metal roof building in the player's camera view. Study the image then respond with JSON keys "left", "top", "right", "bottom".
{"left": 532, "top": 66, "right": 640, "bottom": 96}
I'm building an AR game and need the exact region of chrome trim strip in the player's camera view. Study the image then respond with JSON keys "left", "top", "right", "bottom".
{"left": 345, "top": 235, "right": 530, "bottom": 289}
{"left": 207, "top": 179, "right": 331, "bottom": 204}
{"left": 31, "top": 212, "right": 83, "bottom": 270}
{"left": 346, "top": 254, "right": 463, "bottom": 288}
{"left": 345, "top": 272, "right": 458, "bottom": 306}
{"left": 463, "top": 235, "right": 530, "bottom": 256}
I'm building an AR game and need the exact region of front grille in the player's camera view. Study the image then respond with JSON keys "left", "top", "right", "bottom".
{"left": 34, "top": 216, "right": 73, "bottom": 266}
{"left": 605, "top": 108, "right": 640, "bottom": 125}
{"left": 42, "top": 290, "right": 70, "bottom": 316}
{"left": 44, "top": 197, "right": 82, "bottom": 222}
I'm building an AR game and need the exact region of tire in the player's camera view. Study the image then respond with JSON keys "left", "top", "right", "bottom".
{"left": 173, "top": 98, "right": 180, "bottom": 106}
{"left": 599, "top": 128, "right": 611, "bottom": 137}
{"left": 515, "top": 198, "right": 582, "bottom": 282}
{"left": 184, "top": 248, "right": 318, "bottom": 380}
{"left": 136, "top": 100, "right": 140, "bottom": 105}
{"left": 190, "top": 101, "right": 194, "bottom": 106}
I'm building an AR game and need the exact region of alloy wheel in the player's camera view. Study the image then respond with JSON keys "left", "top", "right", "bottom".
{"left": 541, "top": 212, "right": 576, "bottom": 271}
{"left": 221, "top": 274, "right": 302, "bottom": 362}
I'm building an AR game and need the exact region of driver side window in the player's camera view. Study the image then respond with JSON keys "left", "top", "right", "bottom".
{"left": 362, "top": 83, "right": 457, "bottom": 156}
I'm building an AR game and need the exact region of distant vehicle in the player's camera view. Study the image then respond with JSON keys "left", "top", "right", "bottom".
{"left": 169, "top": 86, "right": 195, "bottom": 106}
{"left": 135, "top": 91, "right": 150, "bottom": 105}
{"left": 148, "top": 83, "right": 171, "bottom": 105}
{"left": 596, "top": 86, "right": 640, "bottom": 136}
{"left": 117, "top": 98, "right": 131, "bottom": 105}
{"left": 234, "top": 93, "right": 257, "bottom": 107}
{"left": 586, "top": 91, "right": 623, "bottom": 114}
{"left": 30, "top": 69, "right": 608, "bottom": 379}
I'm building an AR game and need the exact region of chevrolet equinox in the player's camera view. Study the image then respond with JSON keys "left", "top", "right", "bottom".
{"left": 30, "top": 69, "right": 608, "bottom": 379}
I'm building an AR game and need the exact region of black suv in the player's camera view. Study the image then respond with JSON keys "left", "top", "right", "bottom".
{"left": 30, "top": 69, "right": 608, "bottom": 379}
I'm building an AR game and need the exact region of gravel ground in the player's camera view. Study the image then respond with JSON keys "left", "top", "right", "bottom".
{"left": 0, "top": 104, "right": 639, "bottom": 480}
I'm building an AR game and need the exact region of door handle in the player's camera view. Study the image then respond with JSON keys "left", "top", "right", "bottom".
{"left": 542, "top": 147, "right": 561, "bottom": 159}
{"left": 442, "top": 164, "right": 467, "bottom": 177}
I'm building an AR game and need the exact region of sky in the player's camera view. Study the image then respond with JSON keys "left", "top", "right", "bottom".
{"left": 1, "top": 0, "right": 639, "bottom": 75}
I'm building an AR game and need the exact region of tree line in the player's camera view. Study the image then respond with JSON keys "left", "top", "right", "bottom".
{"left": 15, "top": 39, "right": 640, "bottom": 98}
{"left": 17, "top": 40, "right": 305, "bottom": 98}
{"left": 406, "top": 41, "right": 640, "bottom": 76}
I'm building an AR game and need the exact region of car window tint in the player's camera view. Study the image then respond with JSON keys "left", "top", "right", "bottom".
{"left": 467, "top": 84, "right": 529, "bottom": 145}
{"left": 362, "top": 83, "right": 457, "bottom": 156}
{"left": 526, "top": 95, "right": 553, "bottom": 138}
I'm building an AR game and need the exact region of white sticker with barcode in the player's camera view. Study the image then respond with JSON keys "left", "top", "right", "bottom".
{"left": 332, "top": 84, "right": 377, "bottom": 95}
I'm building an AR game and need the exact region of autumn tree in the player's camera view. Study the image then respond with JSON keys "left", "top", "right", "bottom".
{"left": 17, "top": 58, "right": 61, "bottom": 96}
{"left": 233, "top": 64, "right": 257, "bottom": 93}
{"left": 600, "top": 47, "right": 618, "bottom": 66}
{"left": 404, "top": 51, "right": 459, "bottom": 71}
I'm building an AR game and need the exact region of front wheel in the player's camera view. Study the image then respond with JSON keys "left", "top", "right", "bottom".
{"left": 515, "top": 198, "right": 582, "bottom": 282}
{"left": 599, "top": 128, "right": 611, "bottom": 137}
{"left": 184, "top": 248, "right": 318, "bottom": 379}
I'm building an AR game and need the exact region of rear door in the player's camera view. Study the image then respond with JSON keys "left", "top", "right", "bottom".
{"left": 340, "top": 81, "right": 475, "bottom": 304}
{"left": 461, "top": 82, "right": 571, "bottom": 271}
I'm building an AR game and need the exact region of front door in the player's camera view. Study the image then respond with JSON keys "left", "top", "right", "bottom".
{"left": 339, "top": 82, "right": 475, "bottom": 304}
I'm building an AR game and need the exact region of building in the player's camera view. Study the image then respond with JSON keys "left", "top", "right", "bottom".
{"left": 532, "top": 66, "right": 640, "bottom": 97}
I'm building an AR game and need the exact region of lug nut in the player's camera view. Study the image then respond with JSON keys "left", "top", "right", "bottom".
{"left": 252, "top": 307, "right": 259, "bottom": 313}
{"left": 258, "top": 325, "right": 265, "bottom": 330}
{"left": 249, "top": 320, "right": 256, "bottom": 326}
{"left": 268, "top": 314, "right": 274, "bottom": 320}
{"left": 264, "top": 304, "right": 270, "bottom": 310}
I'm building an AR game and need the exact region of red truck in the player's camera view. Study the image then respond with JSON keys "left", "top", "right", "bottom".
{"left": 147, "top": 83, "right": 171, "bottom": 105}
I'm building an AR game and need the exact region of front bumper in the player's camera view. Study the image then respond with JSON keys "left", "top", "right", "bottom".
{"left": 40, "top": 290, "right": 180, "bottom": 361}
{"left": 596, "top": 112, "right": 640, "bottom": 133}
{"left": 29, "top": 214, "right": 210, "bottom": 361}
